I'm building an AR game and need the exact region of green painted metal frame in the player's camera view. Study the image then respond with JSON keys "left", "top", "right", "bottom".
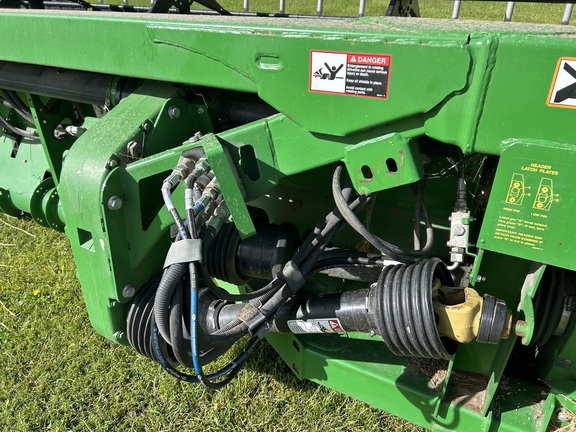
{"left": 1, "top": 9, "right": 576, "bottom": 431}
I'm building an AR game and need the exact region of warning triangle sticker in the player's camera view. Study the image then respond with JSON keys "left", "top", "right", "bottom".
{"left": 548, "top": 58, "right": 576, "bottom": 109}
{"left": 350, "top": 56, "right": 356, "bottom": 62}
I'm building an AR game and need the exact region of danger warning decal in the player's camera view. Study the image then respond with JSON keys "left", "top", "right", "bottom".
{"left": 310, "top": 51, "right": 391, "bottom": 99}
{"left": 547, "top": 57, "right": 576, "bottom": 109}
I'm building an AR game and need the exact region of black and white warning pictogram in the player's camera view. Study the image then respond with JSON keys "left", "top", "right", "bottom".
{"left": 548, "top": 58, "right": 576, "bottom": 109}
{"left": 310, "top": 51, "right": 391, "bottom": 99}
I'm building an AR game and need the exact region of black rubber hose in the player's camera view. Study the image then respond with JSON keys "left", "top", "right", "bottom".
{"left": 412, "top": 178, "right": 434, "bottom": 254}
{"left": 154, "top": 263, "right": 187, "bottom": 344}
{"left": 332, "top": 165, "right": 433, "bottom": 263}
{"left": 0, "top": 94, "right": 34, "bottom": 125}
{"left": 209, "top": 186, "right": 364, "bottom": 340}
{"left": 531, "top": 267, "right": 565, "bottom": 347}
{"left": 169, "top": 279, "right": 193, "bottom": 368}
{"left": 3, "top": 90, "right": 34, "bottom": 124}
{"left": 203, "top": 169, "right": 362, "bottom": 343}
{"left": 0, "top": 110, "right": 38, "bottom": 138}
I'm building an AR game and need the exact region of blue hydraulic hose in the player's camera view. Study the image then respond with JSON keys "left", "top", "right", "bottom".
{"left": 190, "top": 267, "right": 204, "bottom": 381}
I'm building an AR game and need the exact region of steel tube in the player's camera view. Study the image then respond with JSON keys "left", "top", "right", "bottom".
{"left": 0, "top": 60, "right": 113, "bottom": 105}
{"left": 214, "top": 289, "right": 375, "bottom": 334}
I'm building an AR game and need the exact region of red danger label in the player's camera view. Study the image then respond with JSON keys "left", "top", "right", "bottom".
{"left": 328, "top": 319, "right": 344, "bottom": 332}
{"left": 310, "top": 50, "right": 391, "bottom": 99}
{"left": 347, "top": 54, "right": 390, "bottom": 66}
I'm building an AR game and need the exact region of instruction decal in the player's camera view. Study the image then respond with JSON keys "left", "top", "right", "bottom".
{"left": 547, "top": 57, "right": 576, "bottom": 109}
{"left": 492, "top": 161, "right": 561, "bottom": 251}
{"left": 310, "top": 50, "right": 391, "bottom": 99}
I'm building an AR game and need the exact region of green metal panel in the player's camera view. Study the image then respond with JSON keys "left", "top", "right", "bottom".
{"left": 1, "top": 9, "right": 576, "bottom": 432}
{"left": 478, "top": 140, "right": 576, "bottom": 271}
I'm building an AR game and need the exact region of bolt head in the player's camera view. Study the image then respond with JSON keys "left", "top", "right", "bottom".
{"left": 108, "top": 196, "right": 123, "bottom": 211}
{"left": 453, "top": 225, "right": 466, "bottom": 236}
{"left": 197, "top": 107, "right": 205, "bottom": 115}
{"left": 126, "top": 140, "right": 143, "bottom": 158}
{"left": 140, "top": 121, "right": 152, "bottom": 132}
{"left": 106, "top": 158, "right": 119, "bottom": 169}
{"left": 122, "top": 284, "right": 136, "bottom": 299}
{"left": 168, "top": 105, "right": 181, "bottom": 119}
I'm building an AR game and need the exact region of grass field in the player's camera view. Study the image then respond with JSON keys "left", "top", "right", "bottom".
{"left": 0, "top": 217, "right": 423, "bottom": 431}
{"left": 0, "top": 2, "right": 569, "bottom": 431}
{"left": 202, "top": 0, "right": 568, "bottom": 24}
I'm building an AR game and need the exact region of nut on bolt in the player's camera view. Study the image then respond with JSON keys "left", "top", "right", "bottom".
{"left": 106, "top": 157, "right": 120, "bottom": 169}
{"left": 140, "top": 120, "right": 153, "bottom": 133}
{"left": 168, "top": 105, "right": 181, "bottom": 119}
{"left": 122, "top": 284, "right": 136, "bottom": 299}
{"left": 108, "top": 196, "right": 123, "bottom": 211}
{"left": 188, "top": 132, "right": 203, "bottom": 143}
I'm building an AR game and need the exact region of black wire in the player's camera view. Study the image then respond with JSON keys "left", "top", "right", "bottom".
{"left": 332, "top": 165, "right": 433, "bottom": 263}
{"left": 0, "top": 95, "right": 34, "bottom": 126}
{"left": 206, "top": 172, "right": 366, "bottom": 341}
{"left": 0, "top": 111, "right": 38, "bottom": 138}
{"left": 2, "top": 90, "right": 35, "bottom": 124}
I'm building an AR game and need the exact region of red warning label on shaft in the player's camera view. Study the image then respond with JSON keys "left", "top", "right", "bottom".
{"left": 310, "top": 51, "right": 391, "bottom": 99}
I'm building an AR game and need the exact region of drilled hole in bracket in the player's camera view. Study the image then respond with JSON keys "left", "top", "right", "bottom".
{"left": 361, "top": 165, "right": 374, "bottom": 180}
{"left": 386, "top": 158, "right": 398, "bottom": 173}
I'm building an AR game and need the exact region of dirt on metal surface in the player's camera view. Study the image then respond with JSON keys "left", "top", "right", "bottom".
{"left": 444, "top": 369, "right": 489, "bottom": 412}
{"left": 407, "top": 358, "right": 449, "bottom": 390}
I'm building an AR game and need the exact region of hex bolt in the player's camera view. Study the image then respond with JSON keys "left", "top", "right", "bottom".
{"left": 140, "top": 120, "right": 153, "bottom": 133}
{"left": 126, "top": 140, "right": 143, "bottom": 159}
{"left": 476, "top": 275, "right": 486, "bottom": 283}
{"left": 168, "top": 105, "right": 181, "bottom": 119}
{"left": 188, "top": 131, "right": 203, "bottom": 143}
{"left": 108, "top": 196, "right": 123, "bottom": 211}
{"left": 122, "top": 284, "right": 136, "bottom": 299}
{"left": 452, "top": 225, "right": 466, "bottom": 236}
{"left": 197, "top": 107, "right": 205, "bottom": 115}
{"left": 106, "top": 158, "right": 119, "bottom": 169}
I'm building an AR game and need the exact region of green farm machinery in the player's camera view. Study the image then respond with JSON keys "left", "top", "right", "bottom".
{"left": 1, "top": 0, "right": 576, "bottom": 429}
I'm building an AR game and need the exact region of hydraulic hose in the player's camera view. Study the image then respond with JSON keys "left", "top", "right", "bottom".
{"left": 332, "top": 165, "right": 433, "bottom": 263}
{"left": 0, "top": 111, "right": 38, "bottom": 138}
{"left": 169, "top": 280, "right": 193, "bottom": 368}
{"left": 154, "top": 262, "right": 187, "bottom": 344}
{"left": 207, "top": 173, "right": 368, "bottom": 342}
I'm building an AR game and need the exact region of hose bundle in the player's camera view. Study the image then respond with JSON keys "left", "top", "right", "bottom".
{"left": 127, "top": 159, "right": 437, "bottom": 388}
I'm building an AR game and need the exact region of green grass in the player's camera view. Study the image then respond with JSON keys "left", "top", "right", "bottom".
{"left": 123, "top": 0, "right": 570, "bottom": 24}
{"left": 0, "top": 216, "right": 421, "bottom": 431}
{"left": 191, "top": 0, "right": 568, "bottom": 24}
